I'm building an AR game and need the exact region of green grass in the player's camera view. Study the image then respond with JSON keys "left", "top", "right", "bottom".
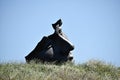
{"left": 0, "top": 60, "right": 120, "bottom": 80}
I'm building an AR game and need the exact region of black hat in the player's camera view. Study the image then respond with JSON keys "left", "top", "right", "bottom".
{"left": 52, "top": 19, "right": 62, "bottom": 29}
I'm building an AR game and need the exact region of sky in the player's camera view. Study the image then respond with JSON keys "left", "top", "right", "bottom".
{"left": 0, "top": 0, "right": 120, "bottom": 66}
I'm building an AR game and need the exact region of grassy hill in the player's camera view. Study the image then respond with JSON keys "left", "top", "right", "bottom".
{"left": 0, "top": 60, "right": 120, "bottom": 80}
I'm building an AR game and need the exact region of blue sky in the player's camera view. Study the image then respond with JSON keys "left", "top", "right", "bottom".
{"left": 0, "top": 0, "right": 120, "bottom": 66}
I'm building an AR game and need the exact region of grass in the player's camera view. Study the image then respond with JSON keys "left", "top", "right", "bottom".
{"left": 0, "top": 60, "right": 120, "bottom": 80}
